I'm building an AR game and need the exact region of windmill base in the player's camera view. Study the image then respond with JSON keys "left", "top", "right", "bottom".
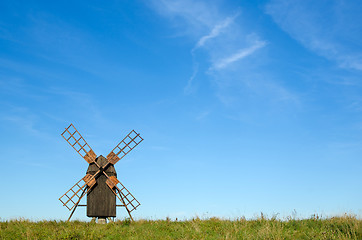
{"left": 97, "top": 217, "right": 107, "bottom": 224}
{"left": 90, "top": 217, "right": 114, "bottom": 224}
{"left": 67, "top": 202, "right": 134, "bottom": 222}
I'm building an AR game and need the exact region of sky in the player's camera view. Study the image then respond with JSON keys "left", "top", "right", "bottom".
{"left": 0, "top": 0, "right": 362, "bottom": 221}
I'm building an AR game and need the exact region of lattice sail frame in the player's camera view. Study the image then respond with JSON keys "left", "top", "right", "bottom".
{"left": 106, "top": 175, "right": 141, "bottom": 212}
{"left": 61, "top": 124, "right": 97, "bottom": 164}
{"left": 107, "top": 130, "right": 144, "bottom": 165}
{"left": 115, "top": 180, "right": 141, "bottom": 212}
{"left": 59, "top": 172, "right": 99, "bottom": 210}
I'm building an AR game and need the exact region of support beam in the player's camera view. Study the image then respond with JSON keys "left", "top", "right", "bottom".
{"left": 67, "top": 188, "right": 87, "bottom": 221}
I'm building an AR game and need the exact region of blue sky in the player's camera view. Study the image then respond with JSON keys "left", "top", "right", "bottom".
{"left": 1, "top": 0, "right": 361, "bottom": 221}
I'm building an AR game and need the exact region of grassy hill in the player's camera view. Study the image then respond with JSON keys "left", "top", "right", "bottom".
{"left": 0, "top": 215, "right": 361, "bottom": 239}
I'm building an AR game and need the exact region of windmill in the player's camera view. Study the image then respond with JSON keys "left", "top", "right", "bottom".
{"left": 59, "top": 123, "right": 143, "bottom": 223}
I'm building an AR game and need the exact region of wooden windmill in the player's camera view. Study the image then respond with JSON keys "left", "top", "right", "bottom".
{"left": 59, "top": 124, "right": 143, "bottom": 222}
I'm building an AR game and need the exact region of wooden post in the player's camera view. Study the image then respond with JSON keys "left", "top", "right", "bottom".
{"left": 67, "top": 187, "right": 86, "bottom": 221}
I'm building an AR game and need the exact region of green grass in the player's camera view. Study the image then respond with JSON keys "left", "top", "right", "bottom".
{"left": 0, "top": 214, "right": 361, "bottom": 239}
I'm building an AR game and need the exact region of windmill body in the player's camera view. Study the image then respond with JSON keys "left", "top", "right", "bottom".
{"left": 86, "top": 155, "right": 117, "bottom": 218}
{"left": 59, "top": 124, "right": 143, "bottom": 222}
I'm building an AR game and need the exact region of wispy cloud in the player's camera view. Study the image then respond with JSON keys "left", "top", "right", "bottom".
{"left": 184, "top": 62, "right": 199, "bottom": 94}
{"left": 149, "top": 0, "right": 298, "bottom": 112}
{"left": 183, "top": 11, "right": 241, "bottom": 95}
{"left": 1, "top": 114, "right": 40, "bottom": 135}
{"left": 193, "top": 12, "right": 240, "bottom": 51}
{"left": 0, "top": 102, "right": 48, "bottom": 137}
{"left": 149, "top": 1, "right": 266, "bottom": 81}
{"left": 149, "top": 0, "right": 218, "bottom": 30}
{"left": 265, "top": 0, "right": 362, "bottom": 71}
{"left": 212, "top": 40, "right": 267, "bottom": 70}
{"left": 196, "top": 110, "right": 211, "bottom": 121}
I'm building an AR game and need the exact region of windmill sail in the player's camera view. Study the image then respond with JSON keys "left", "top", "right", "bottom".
{"left": 107, "top": 179, "right": 141, "bottom": 212}
{"left": 59, "top": 173, "right": 98, "bottom": 210}
{"left": 107, "top": 130, "right": 143, "bottom": 165}
{"left": 61, "top": 124, "right": 97, "bottom": 164}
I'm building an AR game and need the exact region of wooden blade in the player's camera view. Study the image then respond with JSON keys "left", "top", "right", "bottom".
{"left": 59, "top": 171, "right": 99, "bottom": 210}
{"left": 106, "top": 130, "right": 143, "bottom": 165}
{"left": 115, "top": 180, "right": 141, "bottom": 212}
{"left": 104, "top": 174, "right": 140, "bottom": 212}
{"left": 61, "top": 123, "right": 97, "bottom": 164}
{"left": 105, "top": 175, "right": 119, "bottom": 189}
{"left": 83, "top": 173, "right": 97, "bottom": 189}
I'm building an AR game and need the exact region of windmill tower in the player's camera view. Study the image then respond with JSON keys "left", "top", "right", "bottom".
{"left": 59, "top": 124, "right": 143, "bottom": 222}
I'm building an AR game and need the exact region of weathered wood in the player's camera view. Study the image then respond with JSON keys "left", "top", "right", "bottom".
{"left": 84, "top": 149, "right": 97, "bottom": 163}
{"left": 83, "top": 174, "right": 96, "bottom": 188}
{"left": 106, "top": 152, "right": 120, "bottom": 165}
{"left": 86, "top": 155, "right": 117, "bottom": 217}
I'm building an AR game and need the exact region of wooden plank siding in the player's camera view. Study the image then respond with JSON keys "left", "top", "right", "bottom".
{"left": 86, "top": 155, "right": 117, "bottom": 217}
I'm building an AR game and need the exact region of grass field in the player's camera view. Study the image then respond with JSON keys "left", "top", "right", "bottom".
{"left": 0, "top": 214, "right": 361, "bottom": 239}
